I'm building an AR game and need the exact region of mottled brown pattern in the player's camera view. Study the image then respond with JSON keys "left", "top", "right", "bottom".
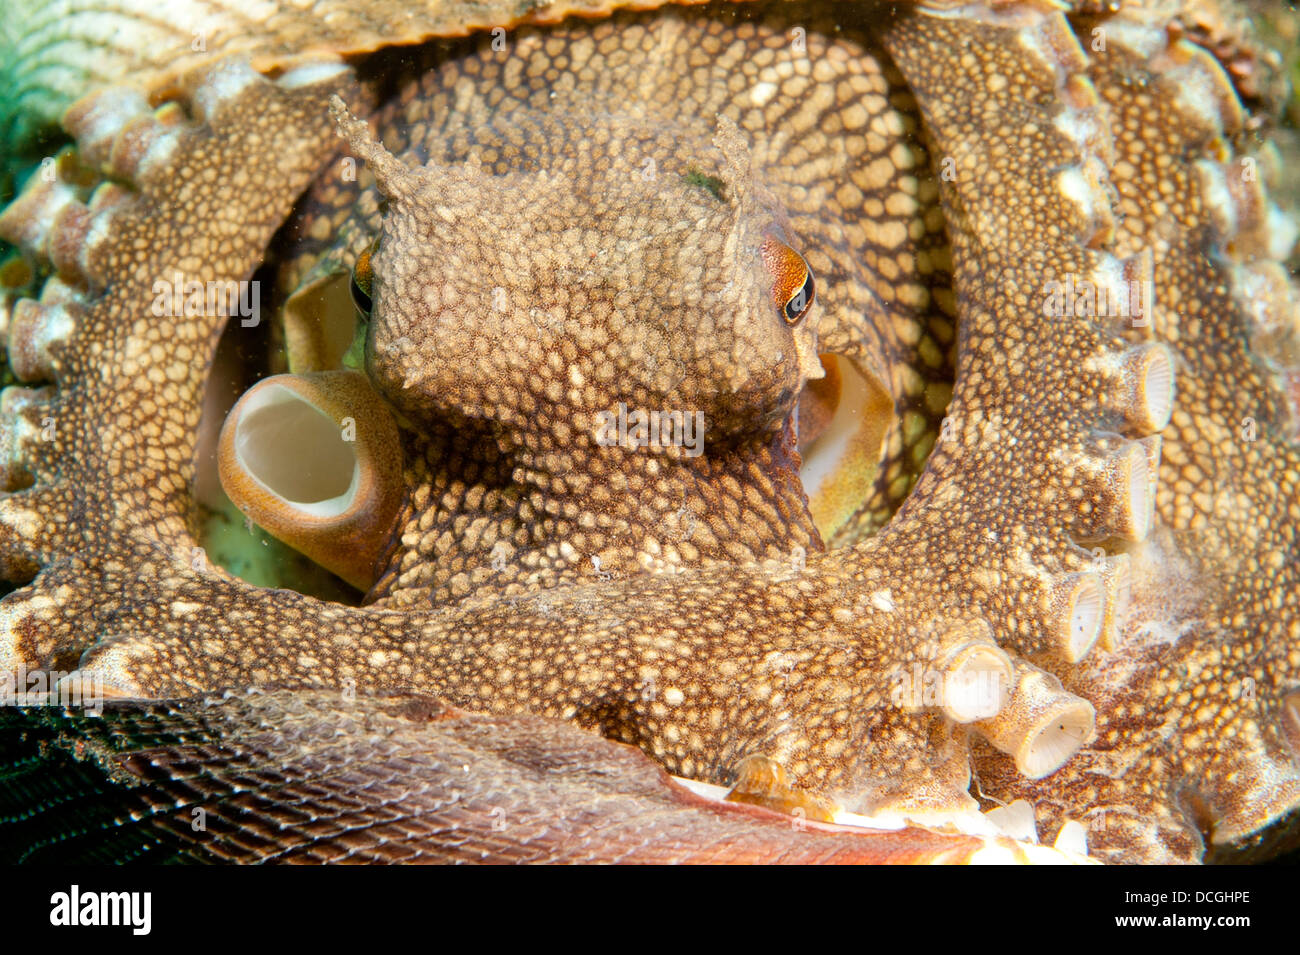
{"left": 276, "top": 5, "right": 954, "bottom": 596}
{"left": 964, "top": 10, "right": 1300, "bottom": 862}
{"left": 1, "top": 0, "right": 703, "bottom": 150}
{"left": 0, "top": 0, "right": 1296, "bottom": 864}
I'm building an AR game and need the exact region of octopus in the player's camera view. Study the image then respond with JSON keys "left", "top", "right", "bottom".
{"left": 0, "top": 0, "right": 1296, "bottom": 865}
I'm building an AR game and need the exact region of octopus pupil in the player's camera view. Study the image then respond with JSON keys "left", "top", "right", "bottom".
{"left": 350, "top": 273, "right": 373, "bottom": 317}
{"left": 784, "top": 272, "right": 814, "bottom": 324}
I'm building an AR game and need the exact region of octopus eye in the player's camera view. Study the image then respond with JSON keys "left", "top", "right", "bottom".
{"left": 784, "top": 271, "right": 815, "bottom": 324}
{"left": 761, "top": 235, "right": 815, "bottom": 326}
{"left": 350, "top": 242, "right": 376, "bottom": 318}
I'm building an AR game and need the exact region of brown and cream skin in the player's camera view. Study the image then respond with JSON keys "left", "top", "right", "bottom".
{"left": 307, "top": 100, "right": 829, "bottom": 606}
{"left": 0, "top": 0, "right": 1296, "bottom": 863}
{"left": 260, "top": 4, "right": 959, "bottom": 607}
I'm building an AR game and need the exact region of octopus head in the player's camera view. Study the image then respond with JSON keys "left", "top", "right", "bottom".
{"left": 330, "top": 97, "right": 823, "bottom": 448}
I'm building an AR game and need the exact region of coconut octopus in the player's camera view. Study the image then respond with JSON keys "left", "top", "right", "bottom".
{"left": 0, "top": 0, "right": 1296, "bottom": 865}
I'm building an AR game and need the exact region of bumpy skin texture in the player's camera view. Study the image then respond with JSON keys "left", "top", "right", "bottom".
{"left": 280, "top": 4, "right": 953, "bottom": 606}
{"left": 0, "top": 0, "right": 679, "bottom": 149}
{"left": 958, "top": 3, "right": 1300, "bottom": 862}
{"left": 0, "top": 0, "right": 1297, "bottom": 864}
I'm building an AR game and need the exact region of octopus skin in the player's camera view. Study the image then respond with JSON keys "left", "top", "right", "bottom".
{"left": 0, "top": 0, "right": 1297, "bottom": 864}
